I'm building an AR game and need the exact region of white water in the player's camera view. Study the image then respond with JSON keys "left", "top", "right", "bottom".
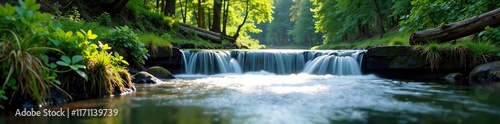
{"left": 143, "top": 72, "right": 463, "bottom": 124}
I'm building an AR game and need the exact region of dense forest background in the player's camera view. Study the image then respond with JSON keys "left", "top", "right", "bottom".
{"left": 252, "top": 0, "right": 500, "bottom": 48}
{"left": 3, "top": 0, "right": 500, "bottom": 49}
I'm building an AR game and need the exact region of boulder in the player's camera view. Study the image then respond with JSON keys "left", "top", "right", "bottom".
{"left": 132, "top": 71, "right": 162, "bottom": 84}
{"left": 469, "top": 61, "right": 500, "bottom": 84}
{"left": 442, "top": 73, "right": 465, "bottom": 84}
{"left": 146, "top": 66, "right": 176, "bottom": 79}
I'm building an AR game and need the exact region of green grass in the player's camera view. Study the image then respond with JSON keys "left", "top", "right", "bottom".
{"left": 58, "top": 20, "right": 109, "bottom": 36}
{"left": 59, "top": 20, "right": 177, "bottom": 48}
{"left": 138, "top": 33, "right": 172, "bottom": 47}
{"left": 313, "top": 31, "right": 411, "bottom": 50}
{"left": 264, "top": 45, "right": 311, "bottom": 49}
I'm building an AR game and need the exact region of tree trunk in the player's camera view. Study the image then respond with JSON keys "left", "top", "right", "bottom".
{"left": 372, "top": 0, "right": 385, "bottom": 38}
{"left": 108, "top": 0, "right": 130, "bottom": 14}
{"left": 410, "top": 8, "right": 500, "bottom": 45}
{"left": 196, "top": 0, "right": 205, "bottom": 28}
{"left": 156, "top": 0, "right": 160, "bottom": 12}
{"left": 165, "top": 0, "right": 176, "bottom": 16}
{"left": 232, "top": 0, "right": 250, "bottom": 41}
{"left": 211, "top": 0, "right": 222, "bottom": 33}
{"left": 222, "top": 0, "right": 230, "bottom": 35}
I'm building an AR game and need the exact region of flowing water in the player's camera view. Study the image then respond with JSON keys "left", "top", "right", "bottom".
{"left": 1, "top": 50, "right": 500, "bottom": 124}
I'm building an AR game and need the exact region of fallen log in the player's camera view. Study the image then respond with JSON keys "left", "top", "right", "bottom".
{"left": 410, "top": 8, "right": 500, "bottom": 45}
{"left": 178, "top": 23, "right": 235, "bottom": 42}
{"left": 179, "top": 26, "right": 222, "bottom": 43}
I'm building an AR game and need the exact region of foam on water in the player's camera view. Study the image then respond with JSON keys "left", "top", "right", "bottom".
{"left": 140, "top": 73, "right": 457, "bottom": 124}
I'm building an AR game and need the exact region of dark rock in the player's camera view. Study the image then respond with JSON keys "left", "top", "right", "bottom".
{"left": 145, "top": 47, "right": 183, "bottom": 74}
{"left": 128, "top": 67, "right": 140, "bottom": 75}
{"left": 146, "top": 66, "right": 176, "bottom": 79}
{"left": 362, "top": 46, "right": 470, "bottom": 80}
{"left": 365, "top": 46, "right": 414, "bottom": 57}
{"left": 148, "top": 46, "right": 181, "bottom": 58}
{"left": 442, "top": 73, "right": 465, "bottom": 84}
{"left": 469, "top": 61, "right": 500, "bottom": 84}
{"left": 132, "top": 71, "right": 162, "bottom": 84}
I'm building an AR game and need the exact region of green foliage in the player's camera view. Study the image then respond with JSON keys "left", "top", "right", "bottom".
{"left": 288, "top": 0, "right": 323, "bottom": 47}
{"left": 55, "top": 29, "right": 131, "bottom": 97}
{"left": 400, "top": 0, "right": 500, "bottom": 32}
{"left": 479, "top": 26, "right": 500, "bottom": 43}
{"left": 56, "top": 55, "right": 87, "bottom": 81}
{"left": 0, "top": 0, "right": 134, "bottom": 108}
{"left": 56, "top": 6, "right": 83, "bottom": 22}
{"left": 103, "top": 26, "right": 149, "bottom": 64}
{"left": 94, "top": 12, "right": 111, "bottom": 26}
{"left": 0, "top": 0, "right": 66, "bottom": 105}
{"left": 313, "top": 31, "right": 411, "bottom": 49}
{"left": 312, "top": 0, "right": 378, "bottom": 43}
{"left": 263, "top": 0, "right": 293, "bottom": 46}
{"left": 58, "top": 20, "right": 109, "bottom": 36}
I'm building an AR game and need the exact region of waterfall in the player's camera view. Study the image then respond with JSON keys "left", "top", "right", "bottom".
{"left": 184, "top": 50, "right": 242, "bottom": 75}
{"left": 181, "top": 50, "right": 364, "bottom": 75}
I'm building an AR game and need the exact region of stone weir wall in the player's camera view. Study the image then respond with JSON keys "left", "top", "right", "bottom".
{"left": 144, "top": 46, "right": 480, "bottom": 81}
{"left": 362, "top": 46, "right": 471, "bottom": 80}
{"left": 144, "top": 47, "right": 184, "bottom": 74}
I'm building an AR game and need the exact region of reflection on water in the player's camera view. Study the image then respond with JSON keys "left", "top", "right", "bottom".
{"left": 1, "top": 72, "right": 500, "bottom": 124}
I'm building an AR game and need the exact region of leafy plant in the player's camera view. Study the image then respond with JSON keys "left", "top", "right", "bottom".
{"left": 478, "top": 26, "right": 500, "bottom": 44}
{"left": 94, "top": 12, "right": 111, "bottom": 26}
{"left": 0, "top": 0, "right": 69, "bottom": 105}
{"left": 103, "top": 26, "right": 149, "bottom": 64}
{"left": 56, "top": 55, "right": 87, "bottom": 81}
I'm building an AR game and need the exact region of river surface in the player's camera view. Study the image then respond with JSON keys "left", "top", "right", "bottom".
{"left": 2, "top": 72, "right": 500, "bottom": 124}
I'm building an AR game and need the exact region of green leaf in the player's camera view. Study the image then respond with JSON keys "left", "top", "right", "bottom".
{"left": 77, "top": 32, "right": 84, "bottom": 38}
{"left": 29, "top": 4, "right": 40, "bottom": 11}
{"left": 87, "top": 30, "right": 97, "bottom": 39}
{"left": 49, "top": 38, "right": 60, "bottom": 46}
{"left": 53, "top": 80, "right": 61, "bottom": 85}
{"left": 73, "top": 64, "right": 86, "bottom": 69}
{"left": 49, "top": 63, "right": 57, "bottom": 68}
{"left": 61, "top": 55, "right": 71, "bottom": 63}
{"left": 56, "top": 61, "right": 70, "bottom": 66}
{"left": 69, "top": 65, "right": 78, "bottom": 71}
{"left": 75, "top": 70, "right": 88, "bottom": 81}
{"left": 71, "top": 55, "right": 84, "bottom": 64}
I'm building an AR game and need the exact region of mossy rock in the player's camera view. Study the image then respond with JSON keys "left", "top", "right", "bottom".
{"left": 146, "top": 66, "right": 176, "bottom": 79}
{"left": 132, "top": 71, "right": 162, "bottom": 84}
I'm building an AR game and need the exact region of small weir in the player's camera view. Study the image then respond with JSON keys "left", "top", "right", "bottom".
{"left": 181, "top": 50, "right": 364, "bottom": 75}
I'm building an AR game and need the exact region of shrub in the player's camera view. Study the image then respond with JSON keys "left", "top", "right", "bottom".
{"left": 479, "top": 26, "right": 500, "bottom": 44}
{"left": 0, "top": 0, "right": 68, "bottom": 106}
{"left": 57, "top": 29, "right": 131, "bottom": 97}
{"left": 102, "top": 26, "right": 149, "bottom": 64}
{"left": 94, "top": 12, "right": 112, "bottom": 26}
